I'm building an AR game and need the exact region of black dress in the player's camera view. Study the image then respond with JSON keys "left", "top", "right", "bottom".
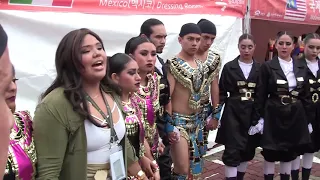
{"left": 215, "top": 57, "right": 261, "bottom": 167}
{"left": 253, "top": 56, "right": 311, "bottom": 162}
{"left": 298, "top": 57, "right": 320, "bottom": 153}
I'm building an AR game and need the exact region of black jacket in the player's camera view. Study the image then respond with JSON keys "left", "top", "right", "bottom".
{"left": 155, "top": 56, "right": 171, "bottom": 146}
{"left": 253, "top": 56, "right": 310, "bottom": 150}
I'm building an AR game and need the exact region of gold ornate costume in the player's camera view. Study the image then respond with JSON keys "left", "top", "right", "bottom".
{"left": 200, "top": 50, "right": 222, "bottom": 155}
{"left": 167, "top": 57, "right": 205, "bottom": 110}
{"left": 201, "top": 49, "right": 221, "bottom": 103}
{"left": 132, "top": 72, "right": 161, "bottom": 158}
{"left": 5, "top": 111, "right": 37, "bottom": 180}
{"left": 122, "top": 98, "right": 145, "bottom": 158}
{"left": 167, "top": 57, "right": 209, "bottom": 179}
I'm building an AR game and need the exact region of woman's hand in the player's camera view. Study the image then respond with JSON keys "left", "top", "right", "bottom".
{"left": 151, "top": 170, "right": 160, "bottom": 180}
{"left": 158, "top": 142, "right": 165, "bottom": 155}
{"left": 139, "top": 156, "right": 154, "bottom": 178}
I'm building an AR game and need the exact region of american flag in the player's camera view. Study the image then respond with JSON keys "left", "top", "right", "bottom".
{"left": 284, "top": 0, "right": 307, "bottom": 21}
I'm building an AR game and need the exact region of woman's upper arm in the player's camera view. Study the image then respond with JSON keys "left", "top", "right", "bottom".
{"left": 33, "top": 103, "right": 68, "bottom": 180}
{"left": 125, "top": 135, "right": 139, "bottom": 166}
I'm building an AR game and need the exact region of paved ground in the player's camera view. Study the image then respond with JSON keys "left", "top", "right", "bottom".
{"left": 201, "top": 145, "right": 320, "bottom": 180}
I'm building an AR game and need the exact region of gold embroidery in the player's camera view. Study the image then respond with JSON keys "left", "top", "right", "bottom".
{"left": 297, "top": 77, "right": 304, "bottom": 82}
{"left": 201, "top": 50, "right": 221, "bottom": 102}
{"left": 248, "top": 82, "right": 256, "bottom": 88}
{"left": 291, "top": 90, "right": 299, "bottom": 96}
{"left": 277, "top": 79, "right": 287, "bottom": 84}
{"left": 133, "top": 73, "right": 160, "bottom": 156}
{"left": 167, "top": 57, "right": 206, "bottom": 109}
{"left": 237, "top": 81, "right": 246, "bottom": 86}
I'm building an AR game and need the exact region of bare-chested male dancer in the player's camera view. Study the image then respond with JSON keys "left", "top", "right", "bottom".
{"left": 0, "top": 24, "right": 14, "bottom": 177}
{"left": 166, "top": 23, "right": 206, "bottom": 180}
{"left": 195, "top": 19, "right": 222, "bottom": 154}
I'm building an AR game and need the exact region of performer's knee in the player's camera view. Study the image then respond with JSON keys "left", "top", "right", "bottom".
{"left": 222, "top": 147, "right": 241, "bottom": 167}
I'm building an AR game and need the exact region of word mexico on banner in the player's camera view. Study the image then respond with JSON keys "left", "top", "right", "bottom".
{"left": 250, "top": 0, "right": 320, "bottom": 25}
{"left": 1, "top": 0, "right": 247, "bottom": 17}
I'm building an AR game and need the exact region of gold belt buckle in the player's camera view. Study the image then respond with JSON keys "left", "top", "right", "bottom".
{"left": 312, "top": 93, "right": 319, "bottom": 103}
{"left": 241, "top": 92, "right": 252, "bottom": 101}
{"left": 245, "top": 92, "right": 252, "bottom": 99}
{"left": 280, "top": 95, "right": 290, "bottom": 105}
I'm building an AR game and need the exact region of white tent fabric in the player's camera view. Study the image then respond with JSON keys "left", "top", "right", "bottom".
{"left": 0, "top": 11, "right": 242, "bottom": 147}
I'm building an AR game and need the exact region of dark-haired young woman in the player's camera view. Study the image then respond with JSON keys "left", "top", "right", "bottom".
{"left": 291, "top": 33, "right": 320, "bottom": 180}
{"left": 4, "top": 65, "right": 37, "bottom": 180}
{"left": 253, "top": 31, "right": 311, "bottom": 180}
{"left": 125, "top": 36, "right": 178, "bottom": 180}
{"left": 215, "top": 34, "right": 261, "bottom": 180}
{"left": 107, "top": 53, "right": 158, "bottom": 180}
{"left": 32, "top": 29, "right": 138, "bottom": 180}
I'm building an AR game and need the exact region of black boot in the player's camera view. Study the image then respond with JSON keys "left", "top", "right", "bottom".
{"left": 225, "top": 177, "right": 236, "bottom": 180}
{"left": 264, "top": 174, "right": 274, "bottom": 180}
{"left": 280, "top": 174, "right": 290, "bottom": 180}
{"left": 302, "top": 168, "right": 311, "bottom": 180}
{"left": 237, "top": 172, "right": 245, "bottom": 180}
{"left": 291, "top": 169, "right": 299, "bottom": 180}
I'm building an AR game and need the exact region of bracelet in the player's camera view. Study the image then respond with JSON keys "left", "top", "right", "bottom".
{"left": 152, "top": 160, "right": 158, "bottom": 167}
{"left": 138, "top": 144, "right": 145, "bottom": 158}
{"left": 136, "top": 170, "right": 146, "bottom": 180}
{"left": 212, "top": 104, "right": 221, "bottom": 114}
{"left": 153, "top": 167, "right": 160, "bottom": 172}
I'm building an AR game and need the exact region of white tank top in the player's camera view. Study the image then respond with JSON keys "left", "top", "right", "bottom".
{"left": 85, "top": 103, "right": 126, "bottom": 164}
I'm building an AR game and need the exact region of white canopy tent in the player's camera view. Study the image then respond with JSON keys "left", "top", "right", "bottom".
{"left": 0, "top": 10, "right": 243, "bottom": 148}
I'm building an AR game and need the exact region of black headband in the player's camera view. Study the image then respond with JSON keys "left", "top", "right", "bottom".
{"left": 179, "top": 23, "right": 201, "bottom": 37}
{"left": 0, "top": 25, "right": 8, "bottom": 58}
{"left": 198, "top": 20, "right": 217, "bottom": 35}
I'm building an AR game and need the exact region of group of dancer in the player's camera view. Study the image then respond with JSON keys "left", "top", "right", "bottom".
{"left": 123, "top": 19, "right": 221, "bottom": 180}
{"left": 218, "top": 32, "right": 320, "bottom": 180}
{"left": 0, "top": 18, "right": 320, "bottom": 180}
{"left": 0, "top": 19, "right": 220, "bottom": 180}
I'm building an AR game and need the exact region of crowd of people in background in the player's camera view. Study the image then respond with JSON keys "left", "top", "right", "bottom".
{"left": 0, "top": 18, "right": 320, "bottom": 180}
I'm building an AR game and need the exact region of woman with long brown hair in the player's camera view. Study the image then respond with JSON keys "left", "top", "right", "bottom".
{"left": 107, "top": 53, "right": 155, "bottom": 180}
{"left": 33, "top": 28, "right": 138, "bottom": 180}
{"left": 3, "top": 65, "right": 37, "bottom": 180}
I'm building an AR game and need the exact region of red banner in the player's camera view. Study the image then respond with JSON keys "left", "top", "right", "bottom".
{"left": 250, "top": 0, "right": 320, "bottom": 25}
{"left": 0, "top": 0, "right": 247, "bottom": 17}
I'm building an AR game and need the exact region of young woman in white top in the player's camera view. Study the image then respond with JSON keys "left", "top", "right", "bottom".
{"left": 33, "top": 28, "right": 138, "bottom": 180}
{"left": 216, "top": 34, "right": 261, "bottom": 180}
{"left": 108, "top": 53, "right": 157, "bottom": 180}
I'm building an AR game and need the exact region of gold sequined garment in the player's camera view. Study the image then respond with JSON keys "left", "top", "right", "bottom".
{"left": 5, "top": 111, "right": 37, "bottom": 180}
{"left": 201, "top": 50, "right": 221, "bottom": 103}
{"left": 167, "top": 57, "right": 205, "bottom": 110}
{"left": 122, "top": 98, "right": 145, "bottom": 158}
{"left": 132, "top": 72, "right": 160, "bottom": 158}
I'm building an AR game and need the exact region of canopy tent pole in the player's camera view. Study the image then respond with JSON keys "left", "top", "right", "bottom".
{"left": 243, "top": 0, "right": 251, "bottom": 34}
